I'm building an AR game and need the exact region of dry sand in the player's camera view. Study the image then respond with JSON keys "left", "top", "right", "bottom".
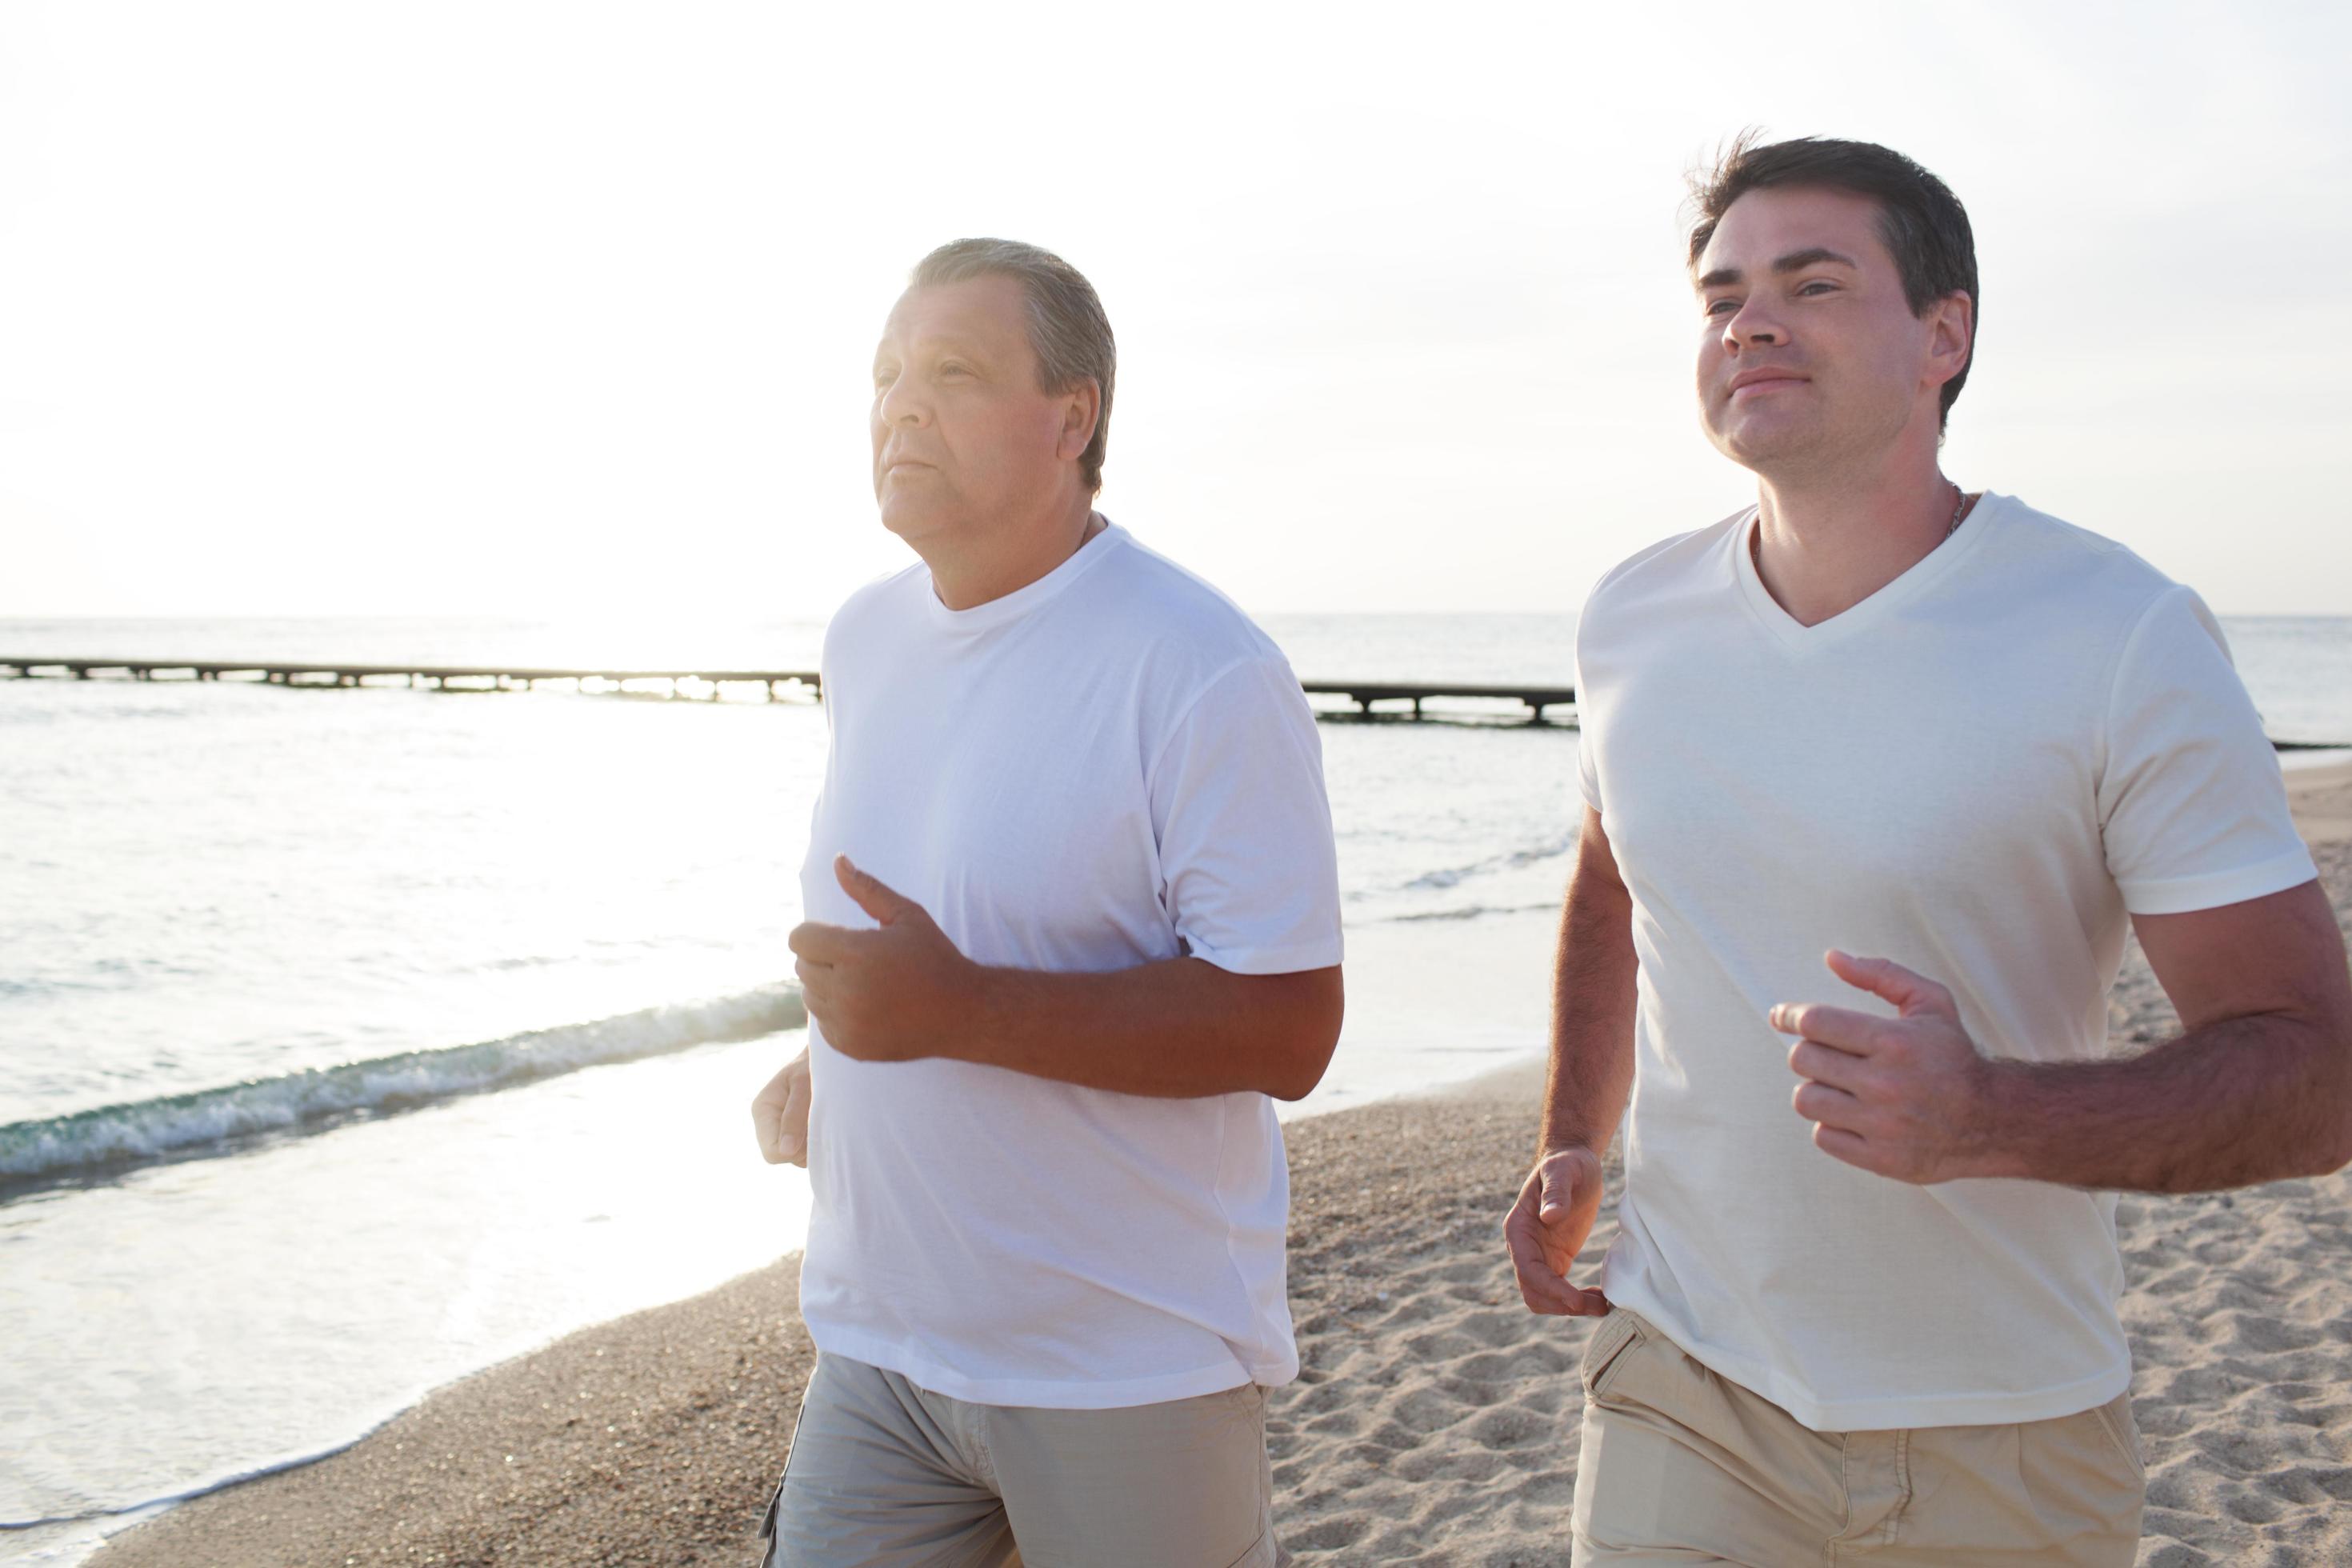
{"left": 94, "top": 762, "right": 2352, "bottom": 1566}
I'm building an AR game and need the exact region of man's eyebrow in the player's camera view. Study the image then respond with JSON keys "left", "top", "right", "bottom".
{"left": 884, "top": 331, "right": 992, "bottom": 354}
{"left": 872, "top": 333, "right": 994, "bottom": 369}
{"left": 1694, "top": 247, "right": 1861, "bottom": 291}
{"left": 1771, "top": 246, "right": 1858, "bottom": 274}
{"left": 908, "top": 331, "right": 994, "bottom": 356}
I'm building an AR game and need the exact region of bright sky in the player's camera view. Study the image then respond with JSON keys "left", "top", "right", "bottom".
{"left": 3, "top": 2, "right": 2347, "bottom": 621}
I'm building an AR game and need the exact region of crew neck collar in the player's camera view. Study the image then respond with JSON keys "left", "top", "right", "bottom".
{"left": 1731, "top": 491, "right": 2008, "bottom": 654}
{"left": 921, "top": 518, "right": 1129, "bottom": 634}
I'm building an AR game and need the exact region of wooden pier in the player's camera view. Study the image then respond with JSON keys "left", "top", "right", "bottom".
{"left": 0, "top": 658, "right": 824, "bottom": 702}
{"left": 1302, "top": 681, "right": 1579, "bottom": 722}
{"left": 0, "top": 658, "right": 1581, "bottom": 722}
{"left": 6, "top": 658, "right": 2346, "bottom": 744}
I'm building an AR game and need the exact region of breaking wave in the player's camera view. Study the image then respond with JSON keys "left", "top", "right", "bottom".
{"left": 0, "top": 985, "right": 806, "bottom": 1184}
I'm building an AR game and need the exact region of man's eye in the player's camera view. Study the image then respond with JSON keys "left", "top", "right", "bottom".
{"left": 938, "top": 363, "right": 970, "bottom": 378}
{"left": 873, "top": 368, "right": 898, "bottom": 389}
{"left": 1704, "top": 299, "right": 1738, "bottom": 316}
{"left": 1798, "top": 281, "right": 1838, "bottom": 296}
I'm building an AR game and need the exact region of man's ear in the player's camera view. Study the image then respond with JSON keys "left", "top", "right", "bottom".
{"left": 1058, "top": 379, "right": 1101, "bottom": 465}
{"left": 1926, "top": 290, "right": 1973, "bottom": 394}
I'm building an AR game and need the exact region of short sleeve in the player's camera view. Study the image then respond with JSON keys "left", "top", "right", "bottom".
{"left": 2098, "top": 587, "right": 2316, "bottom": 915}
{"left": 1147, "top": 657, "right": 1345, "bottom": 975}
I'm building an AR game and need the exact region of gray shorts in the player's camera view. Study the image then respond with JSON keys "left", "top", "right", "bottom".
{"left": 762, "top": 1354, "right": 1286, "bottom": 1568}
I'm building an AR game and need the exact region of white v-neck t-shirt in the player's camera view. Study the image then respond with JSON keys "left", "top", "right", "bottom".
{"left": 1574, "top": 492, "right": 2316, "bottom": 1430}
{"left": 796, "top": 522, "right": 1344, "bottom": 1410}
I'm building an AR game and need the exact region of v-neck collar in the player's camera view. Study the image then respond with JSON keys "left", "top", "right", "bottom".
{"left": 1731, "top": 492, "right": 2007, "bottom": 654}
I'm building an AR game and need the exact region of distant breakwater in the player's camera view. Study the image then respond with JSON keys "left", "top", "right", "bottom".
{"left": 16, "top": 655, "right": 2352, "bottom": 742}
{"left": 0, "top": 657, "right": 1583, "bottom": 722}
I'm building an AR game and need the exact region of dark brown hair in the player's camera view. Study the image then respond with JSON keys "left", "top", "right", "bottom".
{"left": 910, "top": 238, "right": 1116, "bottom": 493}
{"left": 1689, "top": 134, "right": 1978, "bottom": 429}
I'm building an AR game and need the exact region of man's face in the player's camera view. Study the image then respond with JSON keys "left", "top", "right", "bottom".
{"left": 1692, "top": 186, "right": 1954, "bottom": 475}
{"left": 869, "top": 276, "right": 1077, "bottom": 546}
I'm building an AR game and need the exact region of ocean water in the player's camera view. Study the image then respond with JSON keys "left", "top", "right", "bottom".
{"left": 1, "top": 611, "right": 2346, "bottom": 1563}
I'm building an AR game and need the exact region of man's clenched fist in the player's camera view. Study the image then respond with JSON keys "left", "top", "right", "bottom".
{"left": 1776, "top": 948, "right": 2003, "bottom": 1185}
{"left": 787, "top": 854, "right": 986, "bottom": 1063}
{"left": 751, "top": 1049, "right": 811, "bottom": 1166}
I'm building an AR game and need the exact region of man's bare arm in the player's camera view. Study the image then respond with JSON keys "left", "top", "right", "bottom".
{"left": 962, "top": 958, "right": 1341, "bottom": 1102}
{"left": 789, "top": 855, "right": 1342, "bottom": 1102}
{"left": 1782, "top": 879, "right": 2352, "bottom": 1192}
{"left": 1539, "top": 806, "right": 1642, "bottom": 1159}
{"left": 1505, "top": 806, "right": 1640, "bottom": 1316}
{"left": 1982, "top": 879, "right": 2352, "bottom": 1190}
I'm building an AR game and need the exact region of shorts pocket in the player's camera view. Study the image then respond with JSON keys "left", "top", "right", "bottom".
{"left": 1579, "top": 1310, "right": 1644, "bottom": 1401}
{"left": 1220, "top": 1381, "right": 1269, "bottom": 1413}
{"left": 756, "top": 1466, "right": 786, "bottom": 1554}
{"left": 2087, "top": 1391, "right": 2146, "bottom": 1481}
{"left": 761, "top": 1364, "right": 818, "bottom": 1550}
{"left": 1222, "top": 1522, "right": 1280, "bottom": 1568}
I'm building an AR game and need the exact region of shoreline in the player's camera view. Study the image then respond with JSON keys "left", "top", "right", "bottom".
{"left": 86, "top": 763, "right": 2352, "bottom": 1566}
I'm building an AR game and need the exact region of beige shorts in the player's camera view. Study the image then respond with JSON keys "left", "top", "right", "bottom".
{"left": 1572, "top": 1308, "right": 2144, "bottom": 1566}
{"left": 762, "top": 1354, "right": 1285, "bottom": 1568}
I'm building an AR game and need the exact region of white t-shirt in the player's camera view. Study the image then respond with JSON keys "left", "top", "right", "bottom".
{"left": 796, "top": 521, "right": 1344, "bottom": 1410}
{"left": 1575, "top": 493, "right": 2317, "bottom": 1431}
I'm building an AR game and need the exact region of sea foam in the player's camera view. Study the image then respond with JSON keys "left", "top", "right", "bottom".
{"left": 0, "top": 985, "right": 806, "bottom": 1184}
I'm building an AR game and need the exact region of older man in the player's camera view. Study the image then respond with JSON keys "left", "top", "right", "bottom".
{"left": 1507, "top": 137, "right": 2352, "bottom": 1562}
{"left": 750, "top": 238, "right": 1342, "bottom": 1567}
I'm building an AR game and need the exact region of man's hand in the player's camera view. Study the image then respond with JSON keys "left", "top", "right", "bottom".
{"left": 1775, "top": 949, "right": 1999, "bottom": 1184}
{"left": 787, "top": 854, "right": 983, "bottom": 1063}
{"left": 750, "top": 1048, "right": 811, "bottom": 1166}
{"left": 1503, "top": 1146, "right": 1611, "bottom": 1316}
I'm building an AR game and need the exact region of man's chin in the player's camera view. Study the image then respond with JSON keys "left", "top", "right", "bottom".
{"left": 1710, "top": 418, "right": 1822, "bottom": 474}
{"left": 875, "top": 498, "right": 957, "bottom": 547}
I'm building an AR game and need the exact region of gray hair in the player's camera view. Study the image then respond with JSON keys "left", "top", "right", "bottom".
{"left": 910, "top": 238, "right": 1116, "bottom": 493}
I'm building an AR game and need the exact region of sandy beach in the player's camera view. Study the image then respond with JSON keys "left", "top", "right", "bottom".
{"left": 91, "top": 761, "right": 2352, "bottom": 1566}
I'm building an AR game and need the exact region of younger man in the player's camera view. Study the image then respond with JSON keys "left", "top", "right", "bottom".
{"left": 1507, "top": 138, "right": 2351, "bottom": 1562}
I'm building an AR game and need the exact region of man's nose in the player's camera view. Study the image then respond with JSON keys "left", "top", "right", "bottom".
{"left": 876, "top": 376, "right": 930, "bottom": 429}
{"left": 1723, "top": 298, "right": 1784, "bottom": 352}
